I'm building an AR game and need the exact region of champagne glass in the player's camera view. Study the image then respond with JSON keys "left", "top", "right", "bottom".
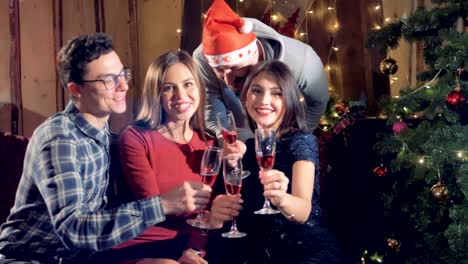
{"left": 217, "top": 111, "right": 250, "bottom": 179}
{"left": 254, "top": 128, "right": 280, "bottom": 215}
{"left": 187, "top": 146, "right": 222, "bottom": 228}
{"left": 221, "top": 154, "right": 247, "bottom": 238}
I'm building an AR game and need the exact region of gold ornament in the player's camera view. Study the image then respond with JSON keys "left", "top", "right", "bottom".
{"left": 387, "top": 238, "right": 401, "bottom": 252}
{"left": 319, "top": 119, "right": 332, "bottom": 131}
{"left": 431, "top": 182, "right": 449, "bottom": 203}
{"left": 380, "top": 57, "right": 398, "bottom": 75}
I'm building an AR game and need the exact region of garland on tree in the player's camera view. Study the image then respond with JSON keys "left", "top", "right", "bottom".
{"left": 365, "top": 1, "right": 468, "bottom": 263}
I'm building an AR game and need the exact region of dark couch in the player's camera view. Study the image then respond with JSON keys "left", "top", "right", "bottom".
{"left": 0, "top": 131, "right": 29, "bottom": 224}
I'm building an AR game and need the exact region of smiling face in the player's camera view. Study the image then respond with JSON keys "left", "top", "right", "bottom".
{"left": 245, "top": 71, "right": 285, "bottom": 130}
{"left": 73, "top": 51, "right": 128, "bottom": 128}
{"left": 160, "top": 63, "right": 200, "bottom": 124}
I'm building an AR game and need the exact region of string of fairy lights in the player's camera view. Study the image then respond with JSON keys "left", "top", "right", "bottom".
{"left": 174, "top": 0, "right": 466, "bottom": 163}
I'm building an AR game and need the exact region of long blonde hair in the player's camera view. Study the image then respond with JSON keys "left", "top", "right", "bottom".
{"left": 135, "top": 50, "right": 207, "bottom": 136}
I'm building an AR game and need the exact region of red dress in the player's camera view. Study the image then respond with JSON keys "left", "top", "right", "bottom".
{"left": 114, "top": 126, "right": 214, "bottom": 261}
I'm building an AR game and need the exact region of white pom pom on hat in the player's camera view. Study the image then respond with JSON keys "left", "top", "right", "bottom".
{"left": 239, "top": 20, "right": 253, "bottom": 34}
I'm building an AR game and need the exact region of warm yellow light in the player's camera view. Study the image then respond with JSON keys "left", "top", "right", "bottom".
{"left": 328, "top": 85, "right": 334, "bottom": 91}
{"left": 299, "top": 32, "right": 307, "bottom": 36}
{"left": 393, "top": 96, "right": 400, "bottom": 99}
{"left": 327, "top": 6, "right": 334, "bottom": 10}
{"left": 385, "top": 17, "right": 391, "bottom": 22}
{"left": 425, "top": 85, "right": 431, "bottom": 89}
{"left": 413, "top": 114, "right": 418, "bottom": 118}
{"left": 333, "top": 23, "right": 339, "bottom": 29}
{"left": 374, "top": 25, "right": 381, "bottom": 30}
{"left": 332, "top": 112, "right": 339, "bottom": 117}
{"left": 271, "top": 15, "right": 279, "bottom": 21}
{"left": 418, "top": 158, "right": 424, "bottom": 164}
{"left": 239, "top": 0, "right": 244, "bottom": 2}
{"left": 457, "top": 151, "right": 463, "bottom": 158}
{"left": 392, "top": 77, "right": 398, "bottom": 80}
{"left": 326, "top": 65, "right": 331, "bottom": 71}
{"left": 332, "top": 47, "right": 339, "bottom": 51}
{"left": 176, "top": 29, "right": 182, "bottom": 33}
{"left": 307, "top": 10, "right": 314, "bottom": 14}
{"left": 202, "top": 13, "right": 207, "bottom": 18}
{"left": 375, "top": 5, "right": 381, "bottom": 10}
{"left": 403, "top": 107, "right": 408, "bottom": 112}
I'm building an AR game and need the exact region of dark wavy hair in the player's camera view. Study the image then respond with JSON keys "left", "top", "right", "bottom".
{"left": 240, "top": 60, "right": 307, "bottom": 137}
{"left": 57, "top": 33, "right": 114, "bottom": 89}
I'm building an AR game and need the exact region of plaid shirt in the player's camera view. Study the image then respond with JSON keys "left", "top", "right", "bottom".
{"left": 0, "top": 102, "right": 165, "bottom": 258}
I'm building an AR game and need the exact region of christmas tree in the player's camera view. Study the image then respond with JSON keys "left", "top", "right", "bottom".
{"left": 366, "top": 1, "right": 468, "bottom": 263}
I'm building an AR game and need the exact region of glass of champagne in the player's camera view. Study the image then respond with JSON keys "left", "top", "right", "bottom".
{"left": 217, "top": 111, "right": 250, "bottom": 179}
{"left": 254, "top": 128, "right": 280, "bottom": 215}
{"left": 221, "top": 154, "right": 246, "bottom": 238}
{"left": 187, "top": 146, "right": 222, "bottom": 228}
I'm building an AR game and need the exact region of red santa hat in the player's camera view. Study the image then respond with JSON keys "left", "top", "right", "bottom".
{"left": 202, "top": 0, "right": 258, "bottom": 67}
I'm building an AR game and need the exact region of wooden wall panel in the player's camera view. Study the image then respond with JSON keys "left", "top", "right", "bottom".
{"left": 0, "top": 1, "right": 10, "bottom": 104}
{"left": 20, "top": 0, "right": 56, "bottom": 137}
{"left": 137, "top": 0, "right": 182, "bottom": 83}
{"left": 103, "top": 0, "right": 134, "bottom": 132}
{"left": 61, "top": 0, "right": 95, "bottom": 42}
{"left": 335, "top": 0, "right": 368, "bottom": 100}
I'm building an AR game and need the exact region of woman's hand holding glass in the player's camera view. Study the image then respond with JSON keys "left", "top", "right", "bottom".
{"left": 254, "top": 128, "right": 280, "bottom": 215}
{"left": 259, "top": 169, "right": 289, "bottom": 208}
{"left": 207, "top": 194, "right": 243, "bottom": 229}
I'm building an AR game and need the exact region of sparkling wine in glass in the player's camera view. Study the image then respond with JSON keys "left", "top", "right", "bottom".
{"left": 221, "top": 154, "right": 246, "bottom": 238}
{"left": 217, "top": 111, "right": 237, "bottom": 144}
{"left": 187, "top": 146, "right": 222, "bottom": 229}
{"left": 254, "top": 128, "right": 280, "bottom": 215}
{"left": 217, "top": 111, "right": 250, "bottom": 179}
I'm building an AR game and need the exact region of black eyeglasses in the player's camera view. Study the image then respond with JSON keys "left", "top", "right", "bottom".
{"left": 78, "top": 68, "right": 132, "bottom": 91}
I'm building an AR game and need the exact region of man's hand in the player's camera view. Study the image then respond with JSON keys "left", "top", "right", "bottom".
{"left": 222, "top": 140, "right": 246, "bottom": 157}
{"left": 161, "top": 182, "right": 212, "bottom": 215}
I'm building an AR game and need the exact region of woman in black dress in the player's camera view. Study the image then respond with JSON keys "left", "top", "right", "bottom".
{"left": 207, "top": 60, "right": 351, "bottom": 264}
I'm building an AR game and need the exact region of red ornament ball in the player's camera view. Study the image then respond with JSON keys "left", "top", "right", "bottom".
{"left": 392, "top": 121, "right": 408, "bottom": 135}
{"left": 373, "top": 164, "right": 389, "bottom": 177}
{"left": 335, "top": 100, "right": 349, "bottom": 116}
{"left": 445, "top": 90, "right": 466, "bottom": 111}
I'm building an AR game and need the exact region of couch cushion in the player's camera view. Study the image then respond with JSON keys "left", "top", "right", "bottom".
{"left": 0, "top": 131, "right": 29, "bottom": 223}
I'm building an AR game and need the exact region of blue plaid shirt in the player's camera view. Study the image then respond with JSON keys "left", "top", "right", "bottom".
{"left": 0, "top": 102, "right": 165, "bottom": 258}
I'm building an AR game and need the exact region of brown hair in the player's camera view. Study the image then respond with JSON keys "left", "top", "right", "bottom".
{"left": 135, "top": 50, "right": 207, "bottom": 138}
{"left": 240, "top": 60, "right": 307, "bottom": 137}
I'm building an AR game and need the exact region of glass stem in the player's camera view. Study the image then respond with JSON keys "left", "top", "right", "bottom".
{"left": 231, "top": 217, "right": 239, "bottom": 231}
{"left": 263, "top": 198, "right": 272, "bottom": 209}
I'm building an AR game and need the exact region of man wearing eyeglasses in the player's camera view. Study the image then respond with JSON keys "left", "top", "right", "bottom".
{"left": 0, "top": 33, "right": 212, "bottom": 264}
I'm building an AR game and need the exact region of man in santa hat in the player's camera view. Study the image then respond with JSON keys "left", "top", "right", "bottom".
{"left": 193, "top": 0, "right": 329, "bottom": 142}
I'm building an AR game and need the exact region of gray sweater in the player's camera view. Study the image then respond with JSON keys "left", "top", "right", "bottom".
{"left": 194, "top": 18, "right": 329, "bottom": 141}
